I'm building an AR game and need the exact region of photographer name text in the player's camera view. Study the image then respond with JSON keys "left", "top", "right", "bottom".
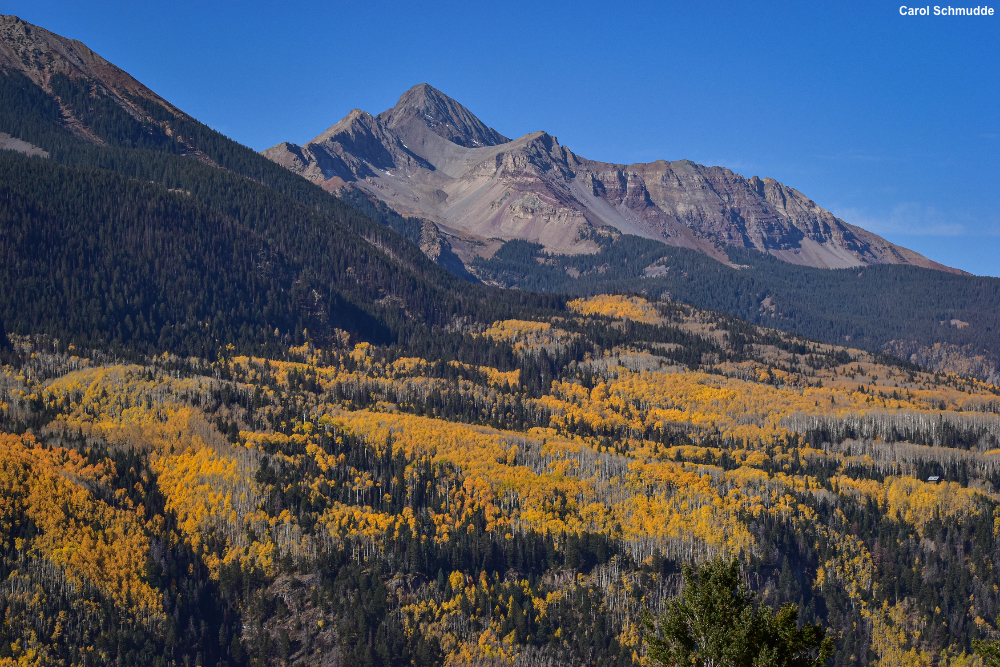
{"left": 899, "top": 5, "right": 994, "bottom": 14}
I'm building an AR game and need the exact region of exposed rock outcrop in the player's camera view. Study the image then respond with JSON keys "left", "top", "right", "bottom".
{"left": 264, "top": 84, "right": 962, "bottom": 274}
{"left": 377, "top": 83, "right": 509, "bottom": 149}
{"left": 0, "top": 131, "right": 47, "bottom": 157}
{"left": 885, "top": 340, "right": 1000, "bottom": 384}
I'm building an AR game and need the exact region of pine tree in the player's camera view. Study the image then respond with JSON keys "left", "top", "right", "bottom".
{"left": 973, "top": 620, "right": 1000, "bottom": 667}
{"left": 643, "top": 557, "right": 834, "bottom": 667}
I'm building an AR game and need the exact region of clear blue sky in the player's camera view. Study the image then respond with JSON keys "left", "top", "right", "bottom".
{"left": 10, "top": 0, "right": 1000, "bottom": 276}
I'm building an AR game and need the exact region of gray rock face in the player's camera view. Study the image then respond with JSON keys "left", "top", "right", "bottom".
{"left": 267, "top": 86, "right": 958, "bottom": 273}
{"left": 377, "top": 83, "right": 509, "bottom": 149}
{"left": 0, "top": 132, "right": 48, "bottom": 157}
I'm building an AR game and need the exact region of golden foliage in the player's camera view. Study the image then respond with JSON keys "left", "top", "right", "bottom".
{"left": 0, "top": 433, "right": 163, "bottom": 625}
{"left": 481, "top": 320, "right": 577, "bottom": 352}
{"left": 834, "top": 475, "right": 982, "bottom": 534}
{"left": 567, "top": 295, "right": 661, "bottom": 323}
{"left": 7, "top": 314, "right": 1000, "bottom": 665}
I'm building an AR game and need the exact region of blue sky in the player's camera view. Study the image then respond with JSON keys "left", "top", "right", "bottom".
{"left": 9, "top": 0, "right": 1000, "bottom": 275}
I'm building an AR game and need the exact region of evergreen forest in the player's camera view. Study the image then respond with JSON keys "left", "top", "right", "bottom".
{"left": 1, "top": 38, "right": 1000, "bottom": 667}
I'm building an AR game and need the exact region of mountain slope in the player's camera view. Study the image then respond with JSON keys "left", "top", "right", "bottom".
{"left": 2, "top": 16, "right": 1000, "bottom": 667}
{"left": 4, "top": 295, "right": 1000, "bottom": 667}
{"left": 473, "top": 237, "right": 1000, "bottom": 381}
{"left": 1, "top": 15, "right": 996, "bottom": 380}
{"left": 0, "top": 14, "right": 184, "bottom": 142}
{"left": 0, "top": 15, "right": 564, "bottom": 358}
{"left": 264, "top": 84, "right": 959, "bottom": 274}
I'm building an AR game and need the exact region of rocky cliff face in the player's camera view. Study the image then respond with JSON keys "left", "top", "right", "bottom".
{"left": 264, "top": 84, "right": 961, "bottom": 274}
{"left": 377, "top": 83, "right": 510, "bottom": 149}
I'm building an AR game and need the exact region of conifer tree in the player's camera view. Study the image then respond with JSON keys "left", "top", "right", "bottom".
{"left": 973, "top": 620, "right": 1000, "bottom": 667}
{"left": 644, "top": 557, "right": 834, "bottom": 667}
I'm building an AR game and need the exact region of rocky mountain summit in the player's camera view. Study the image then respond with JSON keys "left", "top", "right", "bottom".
{"left": 0, "top": 14, "right": 996, "bottom": 379}
{"left": 264, "top": 84, "right": 960, "bottom": 274}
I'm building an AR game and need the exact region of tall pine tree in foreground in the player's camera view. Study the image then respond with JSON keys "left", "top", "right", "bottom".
{"left": 644, "top": 557, "right": 834, "bottom": 667}
{"left": 974, "top": 620, "right": 1000, "bottom": 667}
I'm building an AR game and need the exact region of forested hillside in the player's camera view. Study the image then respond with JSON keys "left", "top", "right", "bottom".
{"left": 2, "top": 296, "right": 1000, "bottom": 666}
{"left": 2, "top": 15, "right": 1000, "bottom": 667}
{"left": 0, "top": 66, "right": 564, "bottom": 359}
{"left": 2, "top": 34, "right": 998, "bottom": 380}
{"left": 473, "top": 236, "right": 1000, "bottom": 381}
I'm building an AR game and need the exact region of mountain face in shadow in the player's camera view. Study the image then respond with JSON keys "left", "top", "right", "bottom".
{"left": 0, "top": 15, "right": 549, "bottom": 356}
{"left": 1, "top": 14, "right": 996, "bottom": 380}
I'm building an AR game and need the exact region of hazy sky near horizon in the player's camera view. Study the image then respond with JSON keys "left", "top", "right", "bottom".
{"left": 9, "top": 0, "right": 1000, "bottom": 276}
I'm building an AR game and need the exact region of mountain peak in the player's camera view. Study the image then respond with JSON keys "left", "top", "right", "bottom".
{"left": 311, "top": 108, "right": 377, "bottom": 143}
{"left": 377, "top": 83, "right": 510, "bottom": 148}
{"left": 264, "top": 83, "right": 961, "bottom": 275}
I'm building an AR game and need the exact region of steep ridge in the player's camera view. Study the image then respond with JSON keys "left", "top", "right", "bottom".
{"left": 0, "top": 15, "right": 559, "bottom": 357}
{"left": 265, "top": 84, "right": 960, "bottom": 274}
{"left": 2, "top": 19, "right": 1000, "bottom": 667}
{"left": 0, "top": 14, "right": 186, "bottom": 143}
{"left": 377, "top": 82, "right": 510, "bottom": 148}
{"left": 1, "top": 14, "right": 996, "bottom": 379}
{"left": 0, "top": 15, "right": 161, "bottom": 96}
